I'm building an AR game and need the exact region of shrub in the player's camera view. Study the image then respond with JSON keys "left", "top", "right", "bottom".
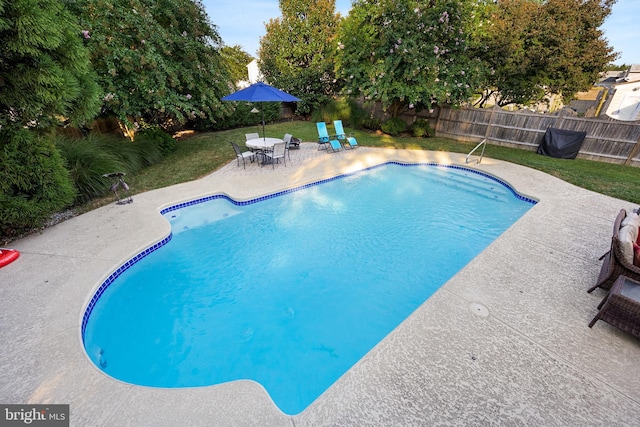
{"left": 381, "top": 117, "right": 407, "bottom": 135}
{"left": 55, "top": 135, "right": 127, "bottom": 202}
{"left": 311, "top": 98, "right": 370, "bottom": 129}
{"left": 0, "top": 128, "right": 76, "bottom": 240}
{"left": 410, "top": 119, "right": 435, "bottom": 138}
{"left": 361, "top": 116, "right": 381, "bottom": 131}
{"left": 195, "top": 101, "right": 281, "bottom": 132}
{"left": 136, "top": 127, "right": 177, "bottom": 156}
{"left": 56, "top": 131, "right": 167, "bottom": 202}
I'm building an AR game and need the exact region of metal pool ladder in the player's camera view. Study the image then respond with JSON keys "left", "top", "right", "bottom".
{"left": 466, "top": 138, "right": 487, "bottom": 164}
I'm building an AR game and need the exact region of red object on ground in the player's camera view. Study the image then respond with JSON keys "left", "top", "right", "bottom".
{"left": 0, "top": 249, "right": 20, "bottom": 268}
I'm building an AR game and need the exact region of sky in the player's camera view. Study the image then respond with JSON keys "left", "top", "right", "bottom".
{"left": 202, "top": 0, "right": 639, "bottom": 66}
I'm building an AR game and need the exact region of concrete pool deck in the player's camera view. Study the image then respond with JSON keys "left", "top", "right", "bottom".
{"left": 1, "top": 143, "right": 639, "bottom": 426}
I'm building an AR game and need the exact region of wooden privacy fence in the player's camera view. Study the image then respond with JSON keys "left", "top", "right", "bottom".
{"left": 397, "top": 106, "right": 640, "bottom": 167}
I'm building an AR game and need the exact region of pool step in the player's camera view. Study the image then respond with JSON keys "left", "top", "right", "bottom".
{"left": 425, "top": 169, "right": 509, "bottom": 201}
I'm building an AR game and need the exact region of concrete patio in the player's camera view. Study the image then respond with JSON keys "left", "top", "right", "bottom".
{"left": 1, "top": 143, "right": 639, "bottom": 426}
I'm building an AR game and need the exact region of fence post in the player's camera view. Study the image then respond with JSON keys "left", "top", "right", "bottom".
{"left": 624, "top": 135, "right": 640, "bottom": 166}
{"left": 554, "top": 107, "right": 571, "bottom": 129}
{"left": 484, "top": 105, "right": 498, "bottom": 140}
{"left": 435, "top": 106, "right": 443, "bottom": 136}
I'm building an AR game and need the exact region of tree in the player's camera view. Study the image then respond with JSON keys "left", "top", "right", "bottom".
{"left": 337, "top": 0, "right": 487, "bottom": 117}
{"left": 221, "top": 45, "right": 254, "bottom": 84}
{"left": 67, "top": 0, "right": 234, "bottom": 133}
{"left": 541, "top": 0, "right": 617, "bottom": 100}
{"left": 0, "top": 0, "right": 100, "bottom": 128}
{"left": 258, "top": 0, "right": 341, "bottom": 115}
{"left": 474, "top": 0, "right": 545, "bottom": 107}
{"left": 476, "top": 0, "right": 617, "bottom": 107}
{"left": 0, "top": 0, "right": 89, "bottom": 238}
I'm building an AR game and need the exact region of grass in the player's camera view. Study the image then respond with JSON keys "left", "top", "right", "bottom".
{"left": 82, "top": 120, "right": 640, "bottom": 211}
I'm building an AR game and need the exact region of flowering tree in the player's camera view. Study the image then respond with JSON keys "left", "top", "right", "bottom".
{"left": 67, "top": 0, "right": 233, "bottom": 132}
{"left": 259, "top": 0, "right": 341, "bottom": 114}
{"left": 337, "top": 0, "right": 487, "bottom": 116}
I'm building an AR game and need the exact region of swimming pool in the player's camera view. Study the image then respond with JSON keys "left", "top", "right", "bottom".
{"left": 82, "top": 162, "right": 535, "bottom": 414}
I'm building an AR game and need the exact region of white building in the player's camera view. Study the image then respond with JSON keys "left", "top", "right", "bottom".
{"left": 247, "top": 59, "right": 263, "bottom": 84}
{"left": 236, "top": 59, "right": 263, "bottom": 88}
{"left": 605, "top": 80, "right": 640, "bottom": 121}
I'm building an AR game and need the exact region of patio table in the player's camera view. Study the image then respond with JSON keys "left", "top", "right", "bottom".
{"left": 246, "top": 137, "right": 283, "bottom": 151}
{"left": 589, "top": 275, "right": 640, "bottom": 338}
{"left": 246, "top": 137, "right": 283, "bottom": 165}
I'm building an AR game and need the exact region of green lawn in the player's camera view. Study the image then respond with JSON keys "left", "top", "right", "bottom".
{"left": 117, "top": 120, "right": 640, "bottom": 206}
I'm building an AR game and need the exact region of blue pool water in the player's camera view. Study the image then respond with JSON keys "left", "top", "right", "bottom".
{"left": 83, "top": 163, "right": 535, "bottom": 414}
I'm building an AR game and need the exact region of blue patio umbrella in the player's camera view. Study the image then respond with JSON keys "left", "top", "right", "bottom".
{"left": 221, "top": 82, "right": 301, "bottom": 139}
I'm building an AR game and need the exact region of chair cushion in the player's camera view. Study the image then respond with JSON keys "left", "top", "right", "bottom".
{"left": 619, "top": 213, "right": 640, "bottom": 264}
{"left": 621, "top": 212, "right": 640, "bottom": 228}
{"left": 634, "top": 246, "right": 640, "bottom": 267}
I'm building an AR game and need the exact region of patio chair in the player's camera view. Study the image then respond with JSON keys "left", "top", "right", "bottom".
{"left": 283, "top": 137, "right": 292, "bottom": 162}
{"left": 245, "top": 133, "right": 268, "bottom": 161}
{"left": 316, "top": 122, "right": 330, "bottom": 150}
{"left": 333, "top": 120, "right": 358, "bottom": 149}
{"left": 230, "top": 141, "right": 256, "bottom": 169}
{"left": 344, "top": 136, "right": 358, "bottom": 149}
{"left": 327, "top": 139, "right": 342, "bottom": 153}
{"left": 264, "top": 141, "right": 286, "bottom": 169}
{"left": 588, "top": 209, "right": 640, "bottom": 293}
{"left": 283, "top": 133, "right": 301, "bottom": 150}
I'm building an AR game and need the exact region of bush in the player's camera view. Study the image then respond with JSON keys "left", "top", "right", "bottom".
{"left": 381, "top": 117, "right": 407, "bottom": 136}
{"left": 56, "top": 132, "right": 166, "bottom": 203}
{"left": 55, "top": 135, "right": 127, "bottom": 202}
{"left": 0, "top": 128, "right": 76, "bottom": 240}
{"left": 362, "top": 116, "right": 381, "bottom": 131}
{"left": 311, "top": 98, "right": 370, "bottom": 129}
{"left": 136, "top": 127, "right": 177, "bottom": 156}
{"left": 194, "top": 101, "right": 281, "bottom": 132}
{"left": 410, "top": 119, "right": 435, "bottom": 138}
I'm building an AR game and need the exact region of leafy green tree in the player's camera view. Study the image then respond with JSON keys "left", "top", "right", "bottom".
{"left": 259, "top": 0, "right": 341, "bottom": 115}
{"left": 541, "top": 0, "right": 617, "bottom": 100}
{"left": 606, "top": 63, "right": 628, "bottom": 71}
{"left": 0, "top": 0, "right": 100, "bottom": 128}
{"left": 67, "top": 0, "right": 233, "bottom": 132}
{"left": 474, "top": 0, "right": 544, "bottom": 107}
{"left": 337, "top": 0, "right": 487, "bottom": 117}
{"left": 221, "top": 45, "right": 254, "bottom": 84}
{"left": 477, "top": 0, "right": 617, "bottom": 107}
{"left": 1, "top": 0, "right": 97, "bottom": 239}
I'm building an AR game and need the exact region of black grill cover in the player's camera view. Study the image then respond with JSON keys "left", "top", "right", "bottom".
{"left": 537, "top": 127, "right": 586, "bottom": 159}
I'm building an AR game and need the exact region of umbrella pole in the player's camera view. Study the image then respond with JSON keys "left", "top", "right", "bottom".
{"left": 262, "top": 108, "right": 265, "bottom": 140}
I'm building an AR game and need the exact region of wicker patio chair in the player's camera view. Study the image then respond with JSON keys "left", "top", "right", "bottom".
{"left": 588, "top": 209, "right": 640, "bottom": 293}
{"left": 588, "top": 275, "right": 640, "bottom": 338}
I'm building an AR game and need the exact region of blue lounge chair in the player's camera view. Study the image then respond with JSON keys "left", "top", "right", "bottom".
{"left": 327, "top": 139, "right": 342, "bottom": 153}
{"left": 333, "top": 119, "right": 346, "bottom": 141}
{"left": 345, "top": 136, "right": 358, "bottom": 148}
{"left": 316, "top": 122, "right": 330, "bottom": 150}
{"left": 333, "top": 120, "right": 358, "bottom": 149}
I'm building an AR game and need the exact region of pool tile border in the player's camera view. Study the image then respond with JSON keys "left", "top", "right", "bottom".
{"left": 80, "top": 162, "right": 536, "bottom": 343}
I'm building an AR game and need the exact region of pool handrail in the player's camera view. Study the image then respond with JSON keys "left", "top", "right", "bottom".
{"left": 466, "top": 138, "right": 487, "bottom": 164}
